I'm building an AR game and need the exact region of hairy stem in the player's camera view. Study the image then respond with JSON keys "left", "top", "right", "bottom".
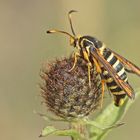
{"left": 70, "top": 120, "right": 89, "bottom": 140}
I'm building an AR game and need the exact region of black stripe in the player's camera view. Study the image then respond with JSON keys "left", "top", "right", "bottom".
{"left": 120, "top": 72, "right": 127, "bottom": 80}
{"left": 114, "top": 94, "right": 126, "bottom": 99}
{"left": 115, "top": 63, "right": 123, "bottom": 72}
{"left": 110, "top": 86, "right": 122, "bottom": 92}
{"left": 109, "top": 56, "right": 117, "bottom": 65}
{"left": 103, "top": 72, "right": 110, "bottom": 79}
{"left": 104, "top": 50, "right": 112, "bottom": 60}
{"left": 107, "top": 80, "right": 117, "bottom": 87}
{"left": 114, "top": 94, "right": 126, "bottom": 106}
{"left": 114, "top": 63, "right": 128, "bottom": 80}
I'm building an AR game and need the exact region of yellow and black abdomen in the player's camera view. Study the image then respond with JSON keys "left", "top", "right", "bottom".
{"left": 102, "top": 49, "right": 128, "bottom": 106}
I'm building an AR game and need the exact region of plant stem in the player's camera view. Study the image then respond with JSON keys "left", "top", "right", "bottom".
{"left": 69, "top": 119, "right": 89, "bottom": 140}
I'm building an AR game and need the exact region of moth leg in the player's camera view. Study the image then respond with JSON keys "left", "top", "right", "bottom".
{"left": 92, "top": 57, "right": 102, "bottom": 74}
{"left": 92, "top": 57, "right": 105, "bottom": 108}
{"left": 87, "top": 62, "right": 92, "bottom": 87}
{"left": 100, "top": 79, "right": 106, "bottom": 108}
{"left": 69, "top": 52, "right": 80, "bottom": 72}
{"left": 82, "top": 50, "right": 92, "bottom": 87}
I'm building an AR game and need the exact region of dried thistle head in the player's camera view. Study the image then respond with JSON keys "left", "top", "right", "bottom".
{"left": 40, "top": 57, "right": 102, "bottom": 119}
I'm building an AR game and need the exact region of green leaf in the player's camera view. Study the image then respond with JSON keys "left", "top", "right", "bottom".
{"left": 40, "top": 126, "right": 82, "bottom": 139}
{"left": 39, "top": 126, "right": 57, "bottom": 137}
{"left": 89, "top": 89, "right": 140, "bottom": 140}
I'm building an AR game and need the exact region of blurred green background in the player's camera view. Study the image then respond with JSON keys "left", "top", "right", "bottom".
{"left": 0, "top": 0, "right": 140, "bottom": 140}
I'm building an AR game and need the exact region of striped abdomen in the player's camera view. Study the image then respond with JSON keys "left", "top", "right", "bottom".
{"left": 101, "top": 48, "right": 128, "bottom": 106}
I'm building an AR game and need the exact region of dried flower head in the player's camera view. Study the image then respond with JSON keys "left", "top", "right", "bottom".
{"left": 40, "top": 57, "right": 102, "bottom": 119}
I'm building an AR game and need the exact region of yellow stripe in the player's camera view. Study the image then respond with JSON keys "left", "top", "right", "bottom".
{"left": 107, "top": 77, "right": 113, "bottom": 83}
{"left": 103, "top": 70, "right": 108, "bottom": 75}
{"left": 109, "top": 85, "right": 118, "bottom": 89}
{"left": 99, "top": 43, "right": 105, "bottom": 55}
{"left": 124, "top": 77, "right": 128, "bottom": 82}
{"left": 118, "top": 67, "right": 125, "bottom": 76}
{"left": 113, "top": 59, "right": 120, "bottom": 68}
{"left": 86, "top": 46, "right": 90, "bottom": 54}
{"left": 107, "top": 53, "right": 114, "bottom": 62}
{"left": 83, "top": 50, "right": 90, "bottom": 61}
